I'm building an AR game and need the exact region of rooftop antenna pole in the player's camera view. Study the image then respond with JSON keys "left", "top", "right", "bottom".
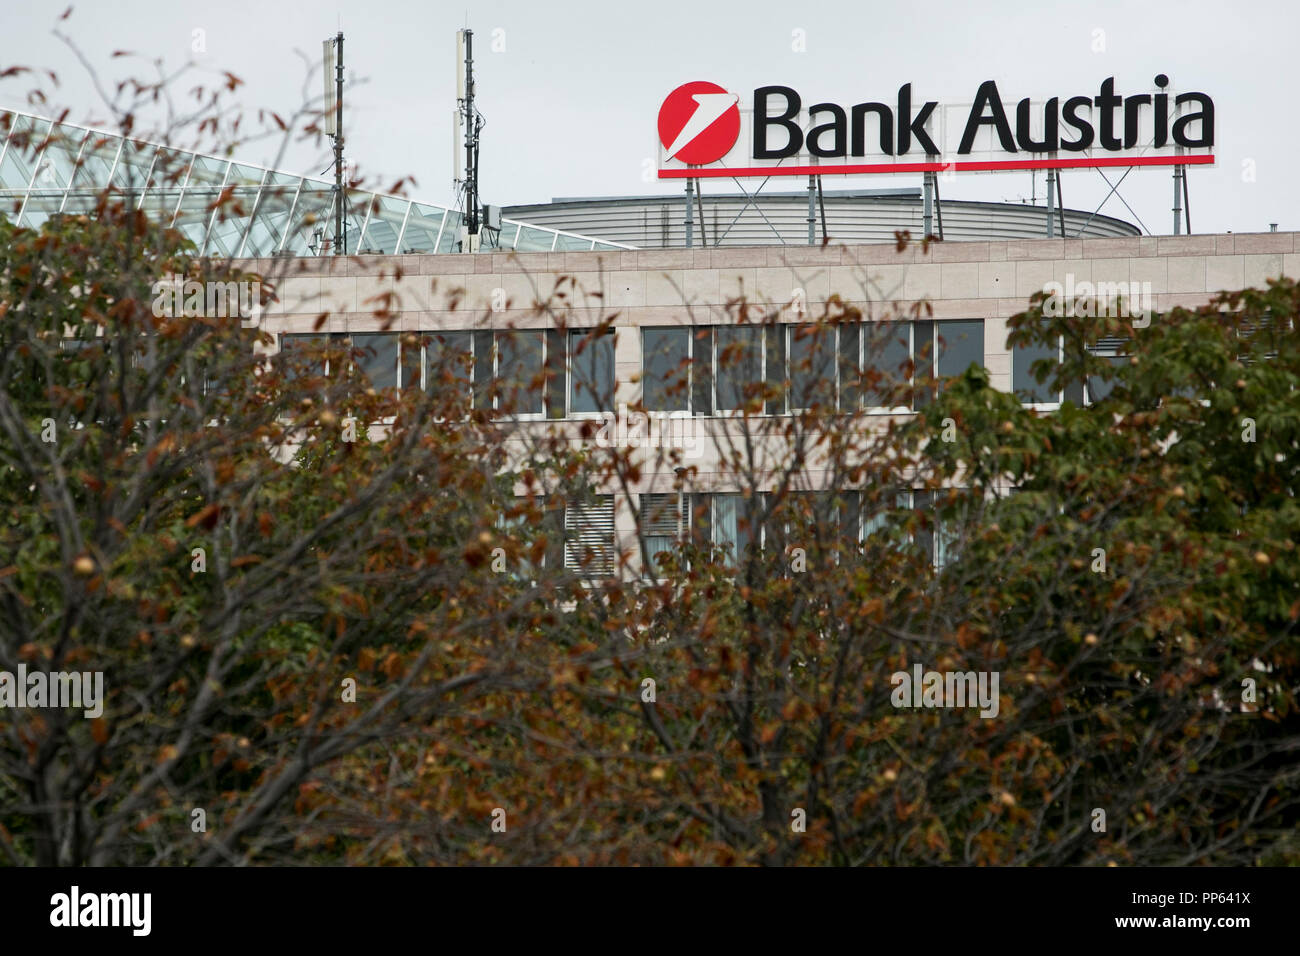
{"left": 458, "top": 29, "right": 481, "bottom": 252}
{"left": 323, "top": 33, "right": 345, "bottom": 254}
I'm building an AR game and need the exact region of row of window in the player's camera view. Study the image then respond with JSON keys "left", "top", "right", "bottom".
{"left": 492, "top": 491, "right": 956, "bottom": 580}
{"left": 639, "top": 491, "right": 955, "bottom": 573}
{"left": 279, "top": 329, "right": 614, "bottom": 418}
{"left": 278, "top": 319, "right": 985, "bottom": 418}
{"left": 1012, "top": 335, "right": 1129, "bottom": 406}
{"left": 289, "top": 320, "right": 1277, "bottom": 415}
{"left": 641, "top": 320, "right": 983, "bottom": 414}
{"left": 70, "top": 322, "right": 1140, "bottom": 414}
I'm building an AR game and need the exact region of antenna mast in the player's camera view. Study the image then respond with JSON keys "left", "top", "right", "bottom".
{"left": 323, "top": 33, "right": 346, "bottom": 255}
{"left": 457, "top": 29, "right": 482, "bottom": 252}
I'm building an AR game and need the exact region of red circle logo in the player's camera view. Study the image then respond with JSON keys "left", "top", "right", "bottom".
{"left": 657, "top": 81, "right": 741, "bottom": 165}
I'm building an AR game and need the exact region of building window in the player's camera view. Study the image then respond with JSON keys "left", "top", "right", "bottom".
{"left": 777, "top": 490, "right": 859, "bottom": 563}
{"left": 694, "top": 493, "right": 761, "bottom": 566}
{"left": 1085, "top": 337, "right": 1129, "bottom": 404}
{"left": 1012, "top": 334, "right": 1130, "bottom": 406}
{"left": 691, "top": 327, "right": 714, "bottom": 414}
{"left": 424, "top": 330, "right": 472, "bottom": 403}
{"left": 911, "top": 490, "right": 962, "bottom": 569}
{"left": 278, "top": 332, "right": 326, "bottom": 379}
{"left": 565, "top": 494, "right": 616, "bottom": 576}
{"left": 715, "top": 326, "right": 762, "bottom": 412}
{"left": 281, "top": 331, "right": 417, "bottom": 390}
{"left": 351, "top": 332, "right": 401, "bottom": 390}
{"left": 639, "top": 492, "right": 686, "bottom": 576}
{"left": 861, "top": 490, "right": 914, "bottom": 547}
{"left": 914, "top": 319, "right": 984, "bottom": 406}
{"left": 862, "top": 321, "right": 913, "bottom": 410}
{"left": 278, "top": 332, "right": 351, "bottom": 379}
{"left": 498, "top": 497, "right": 564, "bottom": 580}
{"left": 568, "top": 327, "right": 616, "bottom": 415}
{"left": 642, "top": 327, "right": 691, "bottom": 412}
{"left": 1012, "top": 334, "right": 1062, "bottom": 405}
{"left": 787, "top": 323, "right": 838, "bottom": 411}
{"left": 495, "top": 329, "right": 545, "bottom": 417}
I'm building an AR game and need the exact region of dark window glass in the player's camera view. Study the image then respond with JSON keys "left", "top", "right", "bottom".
{"left": 715, "top": 326, "right": 760, "bottom": 412}
{"left": 913, "top": 490, "right": 935, "bottom": 566}
{"left": 472, "top": 330, "right": 493, "bottom": 410}
{"left": 1086, "top": 354, "right": 1127, "bottom": 404}
{"left": 424, "top": 331, "right": 471, "bottom": 397}
{"left": 789, "top": 324, "right": 837, "bottom": 410}
{"left": 569, "top": 328, "right": 615, "bottom": 414}
{"left": 643, "top": 327, "right": 690, "bottom": 412}
{"left": 352, "top": 332, "right": 399, "bottom": 390}
{"left": 691, "top": 328, "right": 713, "bottom": 415}
{"left": 496, "top": 329, "right": 544, "bottom": 415}
{"left": 765, "top": 324, "right": 786, "bottom": 415}
{"left": 1013, "top": 337, "right": 1059, "bottom": 404}
{"left": 279, "top": 333, "right": 326, "bottom": 379}
{"left": 864, "top": 321, "right": 912, "bottom": 408}
{"left": 936, "top": 320, "right": 984, "bottom": 380}
{"left": 914, "top": 320, "right": 934, "bottom": 408}
{"left": 546, "top": 328, "right": 565, "bottom": 419}
{"left": 838, "top": 322, "right": 860, "bottom": 409}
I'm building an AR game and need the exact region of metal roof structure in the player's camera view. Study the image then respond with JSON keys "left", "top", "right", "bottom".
{"left": 505, "top": 189, "right": 1141, "bottom": 248}
{"left": 0, "top": 108, "right": 632, "bottom": 255}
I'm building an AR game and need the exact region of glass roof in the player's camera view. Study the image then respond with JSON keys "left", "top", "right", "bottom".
{"left": 0, "top": 108, "right": 634, "bottom": 256}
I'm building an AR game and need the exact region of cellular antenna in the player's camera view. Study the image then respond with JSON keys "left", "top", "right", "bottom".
{"left": 323, "top": 32, "right": 346, "bottom": 254}
{"left": 456, "top": 28, "right": 483, "bottom": 252}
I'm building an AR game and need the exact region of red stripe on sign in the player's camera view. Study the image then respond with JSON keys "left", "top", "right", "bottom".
{"left": 657, "top": 154, "right": 1216, "bottom": 178}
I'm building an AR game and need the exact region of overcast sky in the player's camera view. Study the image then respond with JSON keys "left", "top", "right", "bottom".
{"left": 2, "top": 0, "right": 1295, "bottom": 237}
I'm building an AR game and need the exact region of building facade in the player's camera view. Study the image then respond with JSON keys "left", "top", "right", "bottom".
{"left": 246, "top": 231, "right": 1300, "bottom": 575}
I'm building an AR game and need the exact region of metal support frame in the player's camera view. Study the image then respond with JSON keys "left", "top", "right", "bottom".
{"left": 1045, "top": 168, "right": 1056, "bottom": 238}
{"left": 1072, "top": 167, "right": 1151, "bottom": 238}
{"left": 714, "top": 175, "right": 787, "bottom": 246}
{"left": 817, "top": 176, "right": 827, "bottom": 243}
{"left": 807, "top": 173, "right": 816, "bottom": 245}
{"left": 684, "top": 174, "right": 694, "bottom": 248}
{"left": 923, "top": 170, "right": 933, "bottom": 238}
{"left": 1173, "top": 162, "right": 1184, "bottom": 235}
{"left": 696, "top": 176, "right": 707, "bottom": 246}
{"left": 933, "top": 170, "right": 944, "bottom": 240}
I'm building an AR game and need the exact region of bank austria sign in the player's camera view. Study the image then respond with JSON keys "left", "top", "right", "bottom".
{"left": 656, "top": 75, "right": 1215, "bottom": 179}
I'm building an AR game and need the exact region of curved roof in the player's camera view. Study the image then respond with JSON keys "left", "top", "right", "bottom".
{"left": 0, "top": 108, "right": 632, "bottom": 256}
{"left": 504, "top": 189, "right": 1141, "bottom": 247}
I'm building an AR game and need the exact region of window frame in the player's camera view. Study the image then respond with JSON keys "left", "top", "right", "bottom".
{"left": 861, "top": 320, "right": 915, "bottom": 414}
{"left": 1012, "top": 332, "right": 1065, "bottom": 410}
{"left": 567, "top": 326, "right": 617, "bottom": 418}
